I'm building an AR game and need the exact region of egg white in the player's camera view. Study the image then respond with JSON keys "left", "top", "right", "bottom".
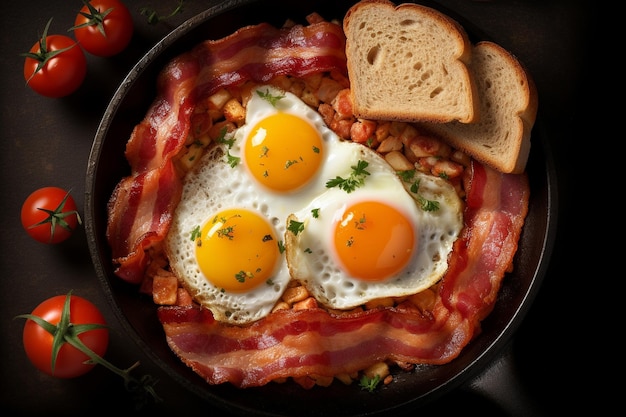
{"left": 165, "top": 85, "right": 372, "bottom": 324}
{"left": 285, "top": 145, "right": 464, "bottom": 310}
{"left": 166, "top": 83, "right": 463, "bottom": 323}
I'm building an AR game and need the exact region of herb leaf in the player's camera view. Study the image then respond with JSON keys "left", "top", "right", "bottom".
{"left": 140, "top": 0, "right": 185, "bottom": 25}
{"left": 215, "top": 128, "right": 240, "bottom": 168}
{"left": 287, "top": 219, "right": 305, "bottom": 235}
{"left": 257, "top": 88, "right": 285, "bottom": 106}
{"left": 226, "top": 151, "right": 240, "bottom": 168}
{"left": 190, "top": 225, "right": 201, "bottom": 241}
{"left": 326, "top": 160, "right": 370, "bottom": 193}
{"left": 397, "top": 169, "right": 440, "bottom": 212}
{"left": 359, "top": 374, "right": 381, "bottom": 392}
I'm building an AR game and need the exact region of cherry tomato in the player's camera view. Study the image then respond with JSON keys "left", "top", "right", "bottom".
{"left": 21, "top": 187, "right": 81, "bottom": 244}
{"left": 21, "top": 294, "right": 109, "bottom": 378}
{"left": 72, "top": 0, "right": 134, "bottom": 57}
{"left": 23, "top": 19, "right": 87, "bottom": 98}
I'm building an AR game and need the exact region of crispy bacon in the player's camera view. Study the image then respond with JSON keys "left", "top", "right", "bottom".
{"left": 158, "top": 162, "right": 530, "bottom": 387}
{"left": 441, "top": 161, "right": 530, "bottom": 322}
{"left": 106, "top": 20, "right": 347, "bottom": 283}
{"left": 194, "top": 22, "right": 347, "bottom": 98}
{"left": 107, "top": 160, "right": 182, "bottom": 282}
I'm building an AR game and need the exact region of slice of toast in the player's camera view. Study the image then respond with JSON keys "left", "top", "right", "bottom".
{"left": 419, "top": 41, "right": 538, "bottom": 174}
{"left": 343, "top": 0, "right": 479, "bottom": 124}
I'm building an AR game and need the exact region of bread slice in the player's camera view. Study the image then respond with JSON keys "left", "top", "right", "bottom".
{"left": 419, "top": 41, "right": 539, "bottom": 174}
{"left": 343, "top": 0, "right": 479, "bottom": 124}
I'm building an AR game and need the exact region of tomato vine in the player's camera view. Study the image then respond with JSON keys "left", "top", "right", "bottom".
{"left": 15, "top": 292, "right": 162, "bottom": 409}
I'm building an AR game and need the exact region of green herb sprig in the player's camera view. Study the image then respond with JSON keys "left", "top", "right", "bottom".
{"left": 397, "top": 170, "right": 440, "bottom": 212}
{"left": 359, "top": 374, "right": 381, "bottom": 392}
{"left": 326, "top": 160, "right": 370, "bottom": 193}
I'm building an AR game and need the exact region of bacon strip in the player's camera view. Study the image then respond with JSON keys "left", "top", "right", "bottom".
{"left": 194, "top": 22, "right": 347, "bottom": 98}
{"left": 107, "top": 160, "right": 182, "bottom": 283}
{"left": 440, "top": 161, "right": 530, "bottom": 321}
{"left": 106, "top": 20, "right": 347, "bottom": 284}
{"left": 158, "top": 162, "right": 530, "bottom": 387}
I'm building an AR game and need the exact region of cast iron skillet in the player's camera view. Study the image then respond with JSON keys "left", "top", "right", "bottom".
{"left": 85, "top": 1, "right": 557, "bottom": 415}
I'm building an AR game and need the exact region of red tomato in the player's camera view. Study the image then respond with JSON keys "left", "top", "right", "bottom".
{"left": 21, "top": 187, "right": 81, "bottom": 244}
{"left": 22, "top": 294, "right": 109, "bottom": 378}
{"left": 23, "top": 20, "right": 87, "bottom": 98}
{"left": 72, "top": 0, "right": 134, "bottom": 57}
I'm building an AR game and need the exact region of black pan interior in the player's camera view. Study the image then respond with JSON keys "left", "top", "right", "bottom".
{"left": 85, "top": 1, "right": 558, "bottom": 416}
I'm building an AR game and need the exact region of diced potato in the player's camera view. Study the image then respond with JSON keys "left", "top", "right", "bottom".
{"left": 178, "top": 143, "right": 205, "bottom": 172}
{"left": 176, "top": 288, "right": 193, "bottom": 306}
{"left": 311, "top": 375, "right": 334, "bottom": 387}
{"left": 152, "top": 275, "right": 178, "bottom": 305}
{"left": 207, "top": 89, "right": 232, "bottom": 111}
{"left": 293, "top": 297, "right": 318, "bottom": 310}
{"left": 282, "top": 285, "right": 309, "bottom": 305}
{"left": 363, "top": 362, "right": 390, "bottom": 380}
{"left": 335, "top": 373, "right": 355, "bottom": 385}
{"left": 385, "top": 150, "right": 414, "bottom": 171}
{"left": 222, "top": 98, "right": 245, "bottom": 124}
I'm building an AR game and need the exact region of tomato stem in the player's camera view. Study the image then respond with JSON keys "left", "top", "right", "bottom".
{"left": 21, "top": 18, "right": 79, "bottom": 84}
{"left": 69, "top": 0, "right": 114, "bottom": 38}
{"left": 15, "top": 291, "right": 162, "bottom": 409}
{"left": 27, "top": 189, "right": 82, "bottom": 244}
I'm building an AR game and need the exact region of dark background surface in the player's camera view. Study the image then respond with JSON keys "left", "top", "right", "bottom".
{"left": 1, "top": 0, "right": 598, "bottom": 415}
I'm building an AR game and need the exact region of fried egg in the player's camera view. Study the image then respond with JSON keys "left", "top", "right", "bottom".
{"left": 284, "top": 146, "right": 463, "bottom": 310}
{"left": 166, "top": 83, "right": 463, "bottom": 324}
{"left": 166, "top": 85, "right": 377, "bottom": 324}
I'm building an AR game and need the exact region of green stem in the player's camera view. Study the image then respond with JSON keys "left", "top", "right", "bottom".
{"left": 139, "top": 0, "right": 185, "bottom": 25}
{"left": 15, "top": 291, "right": 162, "bottom": 409}
{"left": 21, "top": 18, "right": 78, "bottom": 84}
{"left": 65, "top": 333, "right": 161, "bottom": 402}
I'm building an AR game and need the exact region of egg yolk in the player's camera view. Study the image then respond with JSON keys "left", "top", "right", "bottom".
{"left": 333, "top": 201, "right": 416, "bottom": 281}
{"left": 244, "top": 112, "right": 323, "bottom": 192}
{"left": 196, "top": 208, "right": 279, "bottom": 293}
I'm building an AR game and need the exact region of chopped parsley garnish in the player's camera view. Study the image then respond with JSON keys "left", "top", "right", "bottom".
{"left": 190, "top": 225, "right": 201, "bottom": 241}
{"left": 396, "top": 169, "right": 415, "bottom": 182}
{"left": 257, "top": 88, "right": 285, "bottom": 106}
{"left": 235, "top": 270, "right": 253, "bottom": 283}
{"left": 216, "top": 127, "right": 233, "bottom": 147}
{"left": 325, "top": 160, "right": 370, "bottom": 193}
{"left": 278, "top": 240, "right": 286, "bottom": 254}
{"left": 417, "top": 195, "right": 440, "bottom": 212}
{"left": 355, "top": 214, "right": 366, "bottom": 229}
{"left": 285, "top": 159, "right": 298, "bottom": 169}
{"left": 397, "top": 169, "right": 440, "bottom": 212}
{"left": 217, "top": 225, "right": 235, "bottom": 240}
{"left": 311, "top": 208, "right": 320, "bottom": 218}
{"left": 287, "top": 219, "right": 305, "bottom": 235}
{"left": 216, "top": 127, "right": 240, "bottom": 167}
{"left": 226, "top": 152, "right": 240, "bottom": 168}
{"left": 359, "top": 374, "right": 381, "bottom": 392}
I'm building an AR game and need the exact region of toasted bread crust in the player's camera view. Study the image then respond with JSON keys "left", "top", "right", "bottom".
{"left": 419, "top": 41, "right": 538, "bottom": 173}
{"left": 343, "top": 1, "right": 538, "bottom": 173}
{"left": 344, "top": 0, "right": 479, "bottom": 124}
